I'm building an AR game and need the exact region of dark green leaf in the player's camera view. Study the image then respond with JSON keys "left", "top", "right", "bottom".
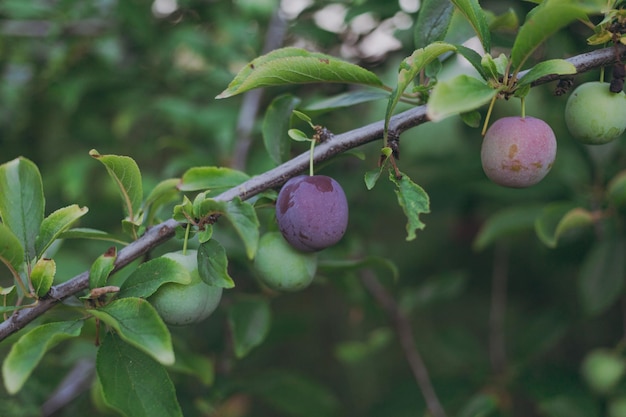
{"left": 0, "top": 157, "right": 45, "bottom": 261}
{"left": 228, "top": 296, "right": 271, "bottom": 358}
{"left": 59, "top": 228, "right": 129, "bottom": 245}
{"left": 414, "top": 0, "right": 454, "bottom": 49}
{"left": 517, "top": 59, "right": 577, "bottom": 86}
{"left": 0, "top": 223, "right": 24, "bottom": 273}
{"left": 89, "top": 297, "right": 174, "bottom": 365}
{"left": 262, "top": 94, "right": 301, "bottom": 165}
{"left": 427, "top": 74, "right": 500, "bottom": 121}
{"left": 510, "top": 2, "right": 588, "bottom": 70}
{"left": 89, "top": 247, "right": 117, "bottom": 290}
{"left": 455, "top": 44, "right": 489, "bottom": 79}
{"left": 473, "top": 205, "right": 545, "bottom": 251}
{"left": 578, "top": 238, "right": 625, "bottom": 316}
{"left": 198, "top": 239, "right": 235, "bottom": 288}
{"left": 451, "top": 0, "right": 491, "bottom": 52}
{"left": 2, "top": 320, "right": 83, "bottom": 394}
{"left": 143, "top": 178, "right": 180, "bottom": 224}
{"left": 178, "top": 166, "right": 250, "bottom": 193}
{"left": 217, "top": 47, "right": 384, "bottom": 98}
{"left": 89, "top": 150, "right": 143, "bottom": 223}
{"left": 224, "top": 198, "right": 260, "bottom": 259}
{"left": 35, "top": 204, "right": 89, "bottom": 257}
{"left": 169, "top": 345, "right": 214, "bottom": 386}
{"left": 389, "top": 171, "right": 430, "bottom": 241}
{"left": 335, "top": 328, "right": 393, "bottom": 364}
{"left": 97, "top": 333, "right": 182, "bottom": 417}
{"left": 30, "top": 258, "right": 55, "bottom": 297}
{"left": 535, "top": 203, "right": 594, "bottom": 248}
{"left": 302, "top": 90, "right": 389, "bottom": 112}
{"left": 243, "top": 370, "right": 340, "bottom": 417}
{"left": 457, "top": 393, "right": 499, "bottom": 417}
{"left": 385, "top": 42, "right": 457, "bottom": 139}
{"left": 608, "top": 170, "right": 626, "bottom": 208}
{"left": 488, "top": 8, "right": 519, "bottom": 32}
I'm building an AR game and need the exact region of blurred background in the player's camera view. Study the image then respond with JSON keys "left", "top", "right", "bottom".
{"left": 1, "top": 0, "right": 626, "bottom": 416}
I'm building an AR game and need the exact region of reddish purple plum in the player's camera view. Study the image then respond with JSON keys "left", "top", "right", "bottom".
{"left": 276, "top": 175, "right": 348, "bottom": 252}
{"left": 481, "top": 116, "right": 557, "bottom": 188}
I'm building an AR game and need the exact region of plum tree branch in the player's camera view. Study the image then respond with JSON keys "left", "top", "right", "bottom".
{"left": 0, "top": 44, "right": 624, "bottom": 342}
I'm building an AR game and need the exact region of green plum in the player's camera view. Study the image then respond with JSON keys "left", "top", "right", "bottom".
{"left": 149, "top": 250, "right": 222, "bottom": 326}
{"left": 565, "top": 81, "right": 626, "bottom": 145}
{"left": 254, "top": 232, "right": 318, "bottom": 291}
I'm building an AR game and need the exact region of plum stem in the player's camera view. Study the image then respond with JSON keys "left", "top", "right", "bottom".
{"left": 182, "top": 223, "right": 191, "bottom": 255}
{"left": 482, "top": 95, "right": 498, "bottom": 136}
{"left": 308, "top": 139, "right": 315, "bottom": 176}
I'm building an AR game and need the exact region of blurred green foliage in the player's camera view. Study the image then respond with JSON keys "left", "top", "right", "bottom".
{"left": 2, "top": 0, "right": 626, "bottom": 416}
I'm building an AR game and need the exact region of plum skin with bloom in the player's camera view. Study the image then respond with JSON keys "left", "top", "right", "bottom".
{"left": 254, "top": 232, "right": 318, "bottom": 291}
{"left": 481, "top": 116, "right": 557, "bottom": 188}
{"left": 276, "top": 175, "right": 348, "bottom": 252}
{"left": 565, "top": 81, "right": 626, "bottom": 145}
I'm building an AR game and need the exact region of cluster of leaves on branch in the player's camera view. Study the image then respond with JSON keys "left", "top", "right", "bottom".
{"left": 3, "top": 0, "right": 626, "bottom": 416}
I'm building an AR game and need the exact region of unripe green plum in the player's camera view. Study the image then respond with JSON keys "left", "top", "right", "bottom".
{"left": 481, "top": 116, "right": 557, "bottom": 188}
{"left": 254, "top": 232, "right": 318, "bottom": 291}
{"left": 149, "top": 250, "right": 223, "bottom": 326}
{"left": 565, "top": 81, "right": 626, "bottom": 145}
{"left": 581, "top": 349, "right": 626, "bottom": 394}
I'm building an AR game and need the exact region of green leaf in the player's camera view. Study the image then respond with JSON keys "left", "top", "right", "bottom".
{"left": 473, "top": 205, "right": 545, "bottom": 251}
{"left": 460, "top": 110, "right": 482, "bottom": 127}
{"left": 216, "top": 47, "right": 383, "bottom": 99}
{"left": 517, "top": 59, "right": 577, "bottom": 86}
{"left": 335, "top": 328, "right": 393, "bottom": 364}
{"left": 301, "top": 90, "right": 389, "bottom": 112}
{"left": 481, "top": 53, "right": 508, "bottom": 79}
{"left": 262, "top": 94, "right": 301, "bottom": 165}
{"left": 318, "top": 256, "right": 399, "bottom": 282}
{"left": 389, "top": 171, "right": 430, "bottom": 241}
{"left": 385, "top": 42, "right": 457, "bottom": 139}
{"left": 228, "top": 296, "right": 271, "bottom": 358}
{"left": 35, "top": 204, "right": 89, "bottom": 257}
{"left": 224, "top": 198, "right": 260, "bottom": 259}
{"left": 89, "top": 247, "right": 117, "bottom": 290}
{"left": 97, "top": 333, "right": 183, "bottom": 417}
{"left": 488, "top": 8, "right": 519, "bottom": 32}
{"left": 30, "top": 257, "right": 55, "bottom": 297}
{"left": 117, "top": 257, "right": 192, "bottom": 299}
{"left": 178, "top": 166, "right": 250, "bottom": 193}
{"left": 143, "top": 178, "right": 180, "bottom": 224}
{"left": 457, "top": 393, "right": 499, "bottom": 417}
{"left": 510, "top": 1, "right": 588, "bottom": 70}
{"left": 288, "top": 128, "right": 311, "bottom": 142}
{"left": 578, "top": 238, "right": 626, "bottom": 316}
{"left": 169, "top": 345, "right": 215, "bottom": 386}
{"left": 0, "top": 223, "right": 24, "bottom": 273}
{"left": 413, "top": 0, "right": 454, "bottom": 49}
{"left": 89, "top": 298, "right": 174, "bottom": 365}
{"left": 535, "top": 204, "right": 594, "bottom": 248}
{"left": 455, "top": 44, "right": 489, "bottom": 79}
{"left": 2, "top": 320, "right": 84, "bottom": 394}
{"left": 89, "top": 150, "right": 143, "bottom": 223}
{"left": 243, "top": 370, "right": 340, "bottom": 417}
{"left": 451, "top": 0, "right": 491, "bottom": 52}
{"left": 59, "top": 227, "right": 129, "bottom": 245}
{"left": 0, "top": 157, "right": 45, "bottom": 261}
{"left": 198, "top": 240, "right": 235, "bottom": 288}
{"left": 608, "top": 170, "right": 626, "bottom": 208}
{"left": 427, "top": 75, "right": 500, "bottom": 121}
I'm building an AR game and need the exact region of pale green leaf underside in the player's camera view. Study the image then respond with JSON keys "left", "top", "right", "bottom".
{"left": 427, "top": 75, "right": 500, "bottom": 121}
{"left": 517, "top": 59, "right": 577, "bottom": 86}
{"left": 2, "top": 320, "right": 84, "bottom": 394}
{"left": 535, "top": 204, "right": 594, "bottom": 248}
{"left": 118, "top": 257, "right": 192, "bottom": 299}
{"left": 217, "top": 47, "right": 383, "bottom": 99}
{"left": 178, "top": 166, "right": 250, "bottom": 193}
{"left": 390, "top": 172, "right": 430, "bottom": 241}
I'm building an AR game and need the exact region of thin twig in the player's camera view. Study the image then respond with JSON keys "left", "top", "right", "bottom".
{"left": 360, "top": 270, "right": 447, "bottom": 417}
{"left": 0, "top": 45, "right": 624, "bottom": 342}
{"left": 231, "top": 9, "right": 288, "bottom": 170}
